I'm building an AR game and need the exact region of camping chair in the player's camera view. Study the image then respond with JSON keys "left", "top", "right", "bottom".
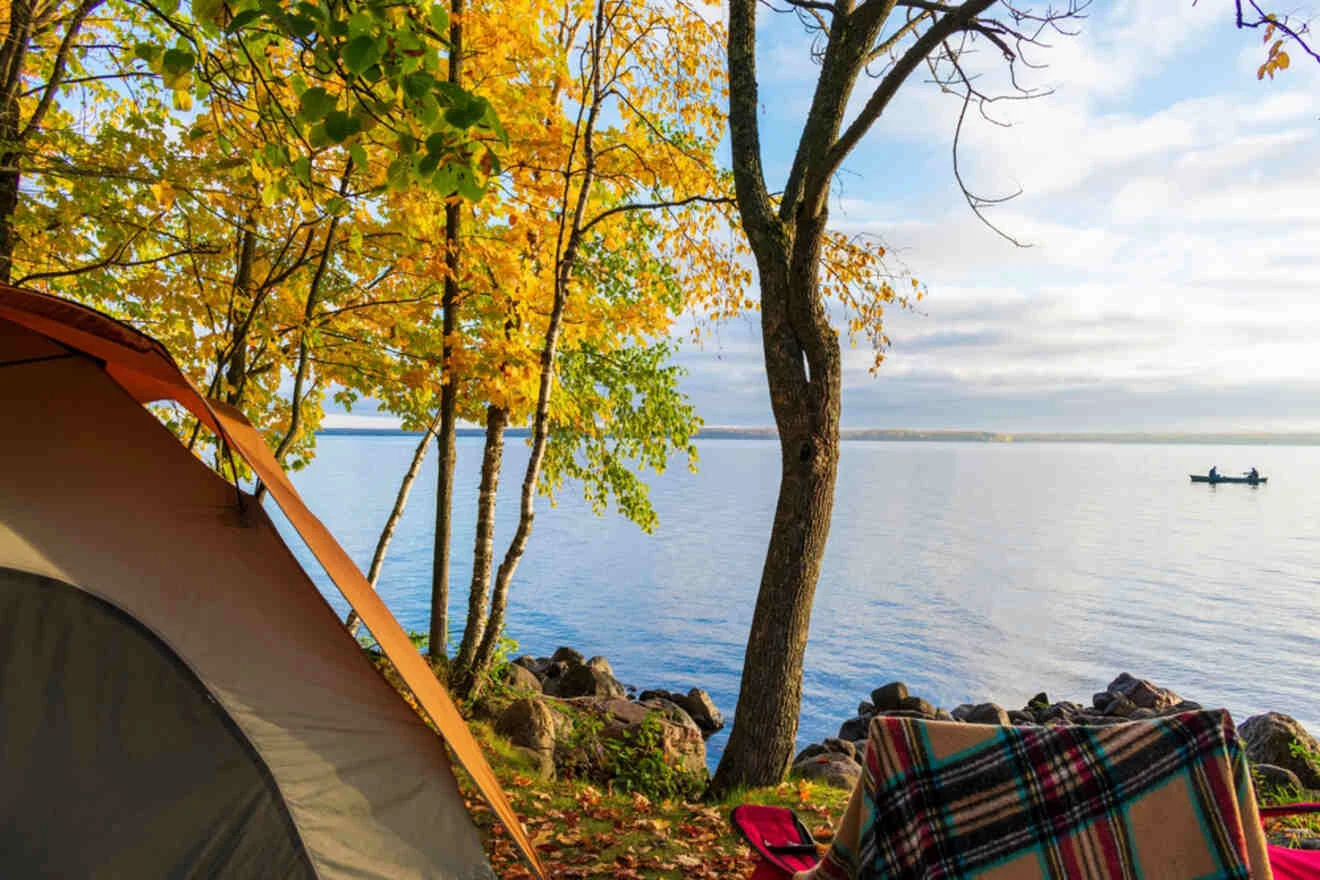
{"left": 733, "top": 710, "right": 1320, "bottom": 879}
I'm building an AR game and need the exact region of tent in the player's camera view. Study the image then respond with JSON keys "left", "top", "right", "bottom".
{"left": 0, "top": 285, "right": 544, "bottom": 879}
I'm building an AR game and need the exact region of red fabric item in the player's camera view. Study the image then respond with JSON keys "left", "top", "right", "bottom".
{"left": 1263, "top": 803, "right": 1320, "bottom": 878}
{"left": 732, "top": 805, "right": 821, "bottom": 877}
{"left": 748, "top": 860, "right": 794, "bottom": 880}
{"left": 1269, "top": 845, "right": 1320, "bottom": 879}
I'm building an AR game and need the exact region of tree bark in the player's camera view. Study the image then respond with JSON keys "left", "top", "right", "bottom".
{"left": 459, "top": 0, "right": 606, "bottom": 697}
{"left": 428, "top": 0, "right": 465, "bottom": 663}
{"left": 345, "top": 406, "right": 446, "bottom": 637}
{"left": 710, "top": 0, "right": 1004, "bottom": 795}
{"left": 0, "top": 0, "right": 102, "bottom": 282}
{"left": 449, "top": 404, "right": 507, "bottom": 696}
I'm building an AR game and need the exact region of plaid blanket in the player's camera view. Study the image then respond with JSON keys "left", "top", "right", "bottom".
{"left": 803, "top": 710, "right": 1271, "bottom": 879}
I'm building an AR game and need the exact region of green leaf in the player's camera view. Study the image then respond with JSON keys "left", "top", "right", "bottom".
{"left": 347, "top": 12, "right": 374, "bottom": 37}
{"left": 261, "top": 181, "right": 280, "bottom": 206}
{"left": 430, "top": 163, "right": 458, "bottom": 196}
{"left": 443, "top": 97, "right": 486, "bottom": 130}
{"left": 430, "top": 3, "right": 449, "bottom": 33}
{"left": 348, "top": 143, "right": 368, "bottom": 170}
{"left": 307, "top": 123, "right": 332, "bottom": 149}
{"left": 433, "top": 81, "right": 467, "bottom": 106}
{"left": 386, "top": 157, "right": 412, "bottom": 190}
{"left": 402, "top": 72, "right": 435, "bottom": 100}
{"left": 417, "top": 152, "right": 441, "bottom": 176}
{"left": 424, "top": 132, "right": 449, "bottom": 156}
{"left": 481, "top": 103, "right": 508, "bottom": 145}
{"left": 324, "top": 196, "right": 349, "bottom": 216}
{"left": 161, "top": 48, "right": 195, "bottom": 76}
{"left": 342, "top": 35, "right": 381, "bottom": 75}
{"left": 286, "top": 14, "right": 317, "bottom": 38}
{"left": 291, "top": 156, "right": 312, "bottom": 184}
{"left": 323, "top": 109, "right": 362, "bottom": 142}
{"left": 297, "top": 86, "right": 336, "bottom": 122}
{"left": 224, "top": 8, "right": 265, "bottom": 32}
{"left": 454, "top": 166, "right": 485, "bottom": 201}
{"left": 133, "top": 43, "right": 162, "bottom": 67}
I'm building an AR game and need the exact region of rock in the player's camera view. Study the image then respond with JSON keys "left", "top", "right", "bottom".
{"left": 1092, "top": 691, "right": 1114, "bottom": 712}
{"left": 1073, "top": 712, "right": 1124, "bottom": 726}
{"left": 858, "top": 701, "right": 876, "bottom": 717}
{"left": 964, "top": 703, "right": 1011, "bottom": 726}
{"left": 512, "top": 745, "right": 556, "bottom": 780}
{"left": 1241, "top": 713, "right": 1320, "bottom": 789}
{"left": 935, "top": 709, "right": 955, "bottom": 722}
{"left": 1008, "top": 710, "right": 1036, "bottom": 725}
{"left": 1252, "top": 763, "right": 1303, "bottom": 792}
{"left": 839, "top": 715, "right": 871, "bottom": 741}
{"left": 514, "top": 655, "right": 550, "bottom": 678}
{"left": 1106, "top": 673, "right": 1182, "bottom": 712}
{"left": 496, "top": 698, "right": 556, "bottom": 755}
{"left": 566, "top": 696, "right": 707, "bottom": 777}
{"left": 823, "top": 738, "right": 857, "bottom": 761}
{"left": 586, "top": 655, "right": 614, "bottom": 677}
{"left": 551, "top": 646, "right": 585, "bottom": 666}
{"left": 792, "top": 752, "right": 862, "bottom": 790}
{"left": 1027, "top": 692, "right": 1050, "bottom": 711}
{"left": 554, "top": 662, "right": 626, "bottom": 699}
{"left": 1163, "top": 700, "right": 1203, "bottom": 716}
{"left": 634, "top": 688, "right": 723, "bottom": 736}
{"left": 1102, "top": 692, "right": 1139, "bottom": 718}
{"left": 897, "top": 696, "right": 937, "bottom": 718}
{"left": 678, "top": 689, "right": 725, "bottom": 735}
{"left": 794, "top": 744, "right": 827, "bottom": 765}
{"left": 1038, "top": 702, "right": 1085, "bottom": 725}
{"left": 503, "top": 662, "right": 543, "bottom": 694}
{"left": 879, "top": 709, "right": 942, "bottom": 720}
{"left": 871, "top": 682, "right": 909, "bottom": 712}
{"left": 1129, "top": 708, "right": 1157, "bottom": 720}
{"left": 951, "top": 704, "right": 977, "bottom": 722}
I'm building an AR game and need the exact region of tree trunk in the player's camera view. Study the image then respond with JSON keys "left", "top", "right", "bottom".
{"left": 345, "top": 407, "right": 445, "bottom": 637}
{"left": 428, "top": 0, "right": 464, "bottom": 663}
{"left": 459, "top": 0, "right": 607, "bottom": 699}
{"left": 0, "top": 0, "right": 101, "bottom": 282}
{"left": 711, "top": 282, "right": 840, "bottom": 796}
{"left": 0, "top": 0, "right": 31, "bottom": 282}
{"left": 449, "top": 404, "right": 507, "bottom": 697}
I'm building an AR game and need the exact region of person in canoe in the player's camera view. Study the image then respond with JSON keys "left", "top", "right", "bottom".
{"left": 1209, "top": 465, "right": 1219, "bottom": 480}
{"left": 1248, "top": 467, "right": 1260, "bottom": 481}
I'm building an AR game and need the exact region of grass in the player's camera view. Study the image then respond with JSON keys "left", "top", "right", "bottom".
{"left": 455, "top": 720, "right": 852, "bottom": 879}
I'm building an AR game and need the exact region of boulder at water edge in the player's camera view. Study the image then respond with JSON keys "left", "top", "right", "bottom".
{"left": 1240, "top": 712, "right": 1320, "bottom": 790}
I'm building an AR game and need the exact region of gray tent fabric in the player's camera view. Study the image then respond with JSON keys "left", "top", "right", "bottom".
{"left": 0, "top": 313, "right": 498, "bottom": 879}
{"left": 0, "top": 567, "right": 315, "bottom": 879}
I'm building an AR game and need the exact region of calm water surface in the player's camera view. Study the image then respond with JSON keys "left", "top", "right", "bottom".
{"left": 277, "top": 438, "right": 1320, "bottom": 767}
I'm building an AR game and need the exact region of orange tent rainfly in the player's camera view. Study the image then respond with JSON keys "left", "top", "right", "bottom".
{"left": 0, "top": 284, "right": 545, "bottom": 880}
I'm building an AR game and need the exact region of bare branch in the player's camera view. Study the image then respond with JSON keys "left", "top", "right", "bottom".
{"left": 580, "top": 193, "right": 737, "bottom": 234}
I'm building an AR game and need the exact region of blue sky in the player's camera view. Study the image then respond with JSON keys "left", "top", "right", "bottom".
{"left": 331, "top": 2, "right": 1320, "bottom": 432}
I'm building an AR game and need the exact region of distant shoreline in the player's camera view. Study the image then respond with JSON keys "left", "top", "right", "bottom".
{"left": 318, "top": 426, "right": 1320, "bottom": 445}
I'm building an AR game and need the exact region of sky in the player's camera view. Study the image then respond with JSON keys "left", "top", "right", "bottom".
{"left": 330, "top": 2, "right": 1320, "bottom": 433}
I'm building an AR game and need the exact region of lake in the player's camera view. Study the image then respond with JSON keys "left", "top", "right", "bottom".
{"left": 277, "top": 435, "right": 1320, "bottom": 768}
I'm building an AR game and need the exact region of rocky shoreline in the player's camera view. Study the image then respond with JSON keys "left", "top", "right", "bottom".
{"left": 790, "top": 673, "right": 1320, "bottom": 847}
{"left": 485, "top": 647, "right": 725, "bottom": 793}
{"left": 485, "top": 650, "right": 1320, "bottom": 840}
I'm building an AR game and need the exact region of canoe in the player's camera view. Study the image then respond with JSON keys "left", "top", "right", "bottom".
{"left": 1190, "top": 475, "right": 1268, "bottom": 484}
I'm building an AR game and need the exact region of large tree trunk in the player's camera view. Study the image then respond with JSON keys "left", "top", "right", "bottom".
{"left": 428, "top": 0, "right": 465, "bottom": 663}
{"left": 710, "top": 243, "right": 841, "bottom": 793}
{"left": 449, "top": 404, "right": 507, "bottom": 696}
